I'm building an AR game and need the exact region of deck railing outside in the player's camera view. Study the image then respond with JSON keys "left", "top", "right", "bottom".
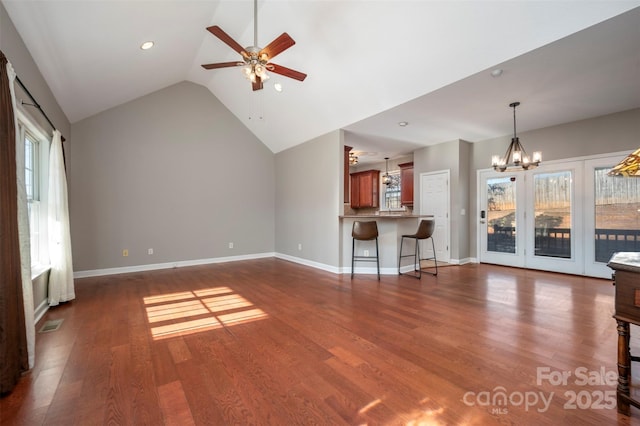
{"left": 487, "top": 227, "right": 640, "bottom": 262}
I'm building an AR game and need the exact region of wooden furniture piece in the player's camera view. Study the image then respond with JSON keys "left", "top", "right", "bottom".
{"left": 609, "top": 252, "right": 640, "bottom": 416}
{"left": 351, "top": 221, "right": 380, "bottom": 279}
{"left": 398, "top": 219, "right": 437, "bottom": 278}
{"left": 350, "top": 170, "right": 380, "bottom": 208}
{"left": 399, "top": 162, "right": 414, "bottom": 207}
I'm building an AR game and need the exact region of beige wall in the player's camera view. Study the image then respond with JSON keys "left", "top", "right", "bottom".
{"left": 275, "top": 130, "right": 342, "bottom": 270}
{"left": 70, "top": 81, "right": 275, "bottom": 272}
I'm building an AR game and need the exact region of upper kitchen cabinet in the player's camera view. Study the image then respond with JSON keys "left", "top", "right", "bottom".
{"left": 350, "top": 169, "right": 380, "bottom": 208}
{"left": 399, "top": 162, "right": 414, "bottom": 207}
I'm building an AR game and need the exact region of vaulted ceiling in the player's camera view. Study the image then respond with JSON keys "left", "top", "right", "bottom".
{"left": 3, "top": 1, "right": 640, "bottom": 161}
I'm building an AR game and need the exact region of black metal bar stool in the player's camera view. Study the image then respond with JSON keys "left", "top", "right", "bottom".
{"left": 351, "top": 221, "right": 380, "bottom": 280}
{"left": 398, "top": 219, "right": 437, "bottom": 278}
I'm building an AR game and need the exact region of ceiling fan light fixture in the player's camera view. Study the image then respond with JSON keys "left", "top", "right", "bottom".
{"left": 201, "top": 0, "right": 306, "bottom": 91}
{"left": 140, "top": 41, "right": 154, "bottom": 50}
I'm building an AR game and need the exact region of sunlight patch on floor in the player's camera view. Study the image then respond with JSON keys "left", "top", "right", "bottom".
{"left": 144, "top": 286, "right": 267, "bottom": 340}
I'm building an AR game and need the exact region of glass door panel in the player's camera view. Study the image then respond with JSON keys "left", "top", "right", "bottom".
{"left": 585, "top": 157, "right": 640, "bottom": 278}
{"left": 533, "top": 171, "right": 572, "bottom": 259}
{"left": 487, "top": 176, "right": 517, "bottom": 254}
{"left": 594, "top": 167, "right": 640, "bottom": 261}
{"left": 479, "top": 171, "right": 525, "bottom": 267}
{"left": 525, "top": 162, "right": 582, "bottom": 275}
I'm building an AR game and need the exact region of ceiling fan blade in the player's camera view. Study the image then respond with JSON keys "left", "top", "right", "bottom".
{"left": 201, "top": 61, "right": 243, "bottom": 70}
{"left": 260, "top": 33, "right": 295, "bottom": 61}
{"left": 269, "top": 63, "right": 307, "bottom": 82}
{"left": 252, "top": 76, "right": 264, "bottom": 91}
{"left": 206, "top": 25, "right": 248, "bottom": 58}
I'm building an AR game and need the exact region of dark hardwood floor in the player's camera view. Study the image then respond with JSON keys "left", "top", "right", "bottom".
{"left": 2, "top": 259, "right": 640, "bottom": 425}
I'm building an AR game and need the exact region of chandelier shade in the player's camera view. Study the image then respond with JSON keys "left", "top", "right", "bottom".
{"left": 608, "top": 148, "right": 640, "bottom": 177}
{"left": 491, "top": 102, "right": 541, "bottom": 172}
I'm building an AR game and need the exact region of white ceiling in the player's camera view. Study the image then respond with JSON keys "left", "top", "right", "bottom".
{"left": 3, "top": 1, "right": 640, "bottom": 162}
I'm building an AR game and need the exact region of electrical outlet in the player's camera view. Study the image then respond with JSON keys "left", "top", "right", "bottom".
{"left": 298, "top": 243, "right": 302, "bottom": 251}
{"left": 122, "top": 249, "right": 128, "bottom": 257}
{"left": 148, "top": 248, "right": 153, "bottom": 255}
{"left": 228, "top": 242, "right": 234, "bottom": 249}
{"left": 364, "top": 250, "right": 369, "bottom": 257}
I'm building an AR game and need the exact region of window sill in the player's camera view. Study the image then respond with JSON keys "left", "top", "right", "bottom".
{"left": 31, "top": 263, "right": 51, "bottom": 280}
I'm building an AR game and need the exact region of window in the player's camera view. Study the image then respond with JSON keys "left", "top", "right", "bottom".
{"left": 24, "top": 130, "right": 40, "bottom": 263}
{"left": 17, "top": 112, "right": 50, "bottom": 271}
{"left": 380, "top": 170, "right": 402, "bottom": 210}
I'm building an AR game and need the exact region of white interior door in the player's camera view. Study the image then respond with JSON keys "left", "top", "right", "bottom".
{"left": 420, "top": 170, "right": 450, "bottom": 263}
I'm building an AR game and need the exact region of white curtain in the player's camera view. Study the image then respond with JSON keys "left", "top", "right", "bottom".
{"left": 48, "top": 129, "right": 75, "bottom": 306}
{"left": 8, "top": 61, "right": 35, "bottom": 369}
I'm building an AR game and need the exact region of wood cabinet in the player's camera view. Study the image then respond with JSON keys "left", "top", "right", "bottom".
{"left": 350, "top": 170, "right": 380, "bottom": 208}
{"left": 399, "top": 162, "right": 414, "bottom": 207}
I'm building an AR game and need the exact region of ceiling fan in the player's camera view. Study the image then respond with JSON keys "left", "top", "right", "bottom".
{"left": 201, "top": 0, "right": 307, "bottom": 91}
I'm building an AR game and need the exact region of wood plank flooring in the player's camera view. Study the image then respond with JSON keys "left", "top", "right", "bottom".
{"left": 2, "top": 259, "right": 640, "bottom": 425}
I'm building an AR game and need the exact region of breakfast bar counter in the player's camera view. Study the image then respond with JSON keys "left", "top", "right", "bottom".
{"left": 339, "top": 215, "right": 434, "bottom": 275}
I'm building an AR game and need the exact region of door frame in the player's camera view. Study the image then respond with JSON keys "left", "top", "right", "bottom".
{"left": 477, "top": 169, "right": 526, "bottom": 268}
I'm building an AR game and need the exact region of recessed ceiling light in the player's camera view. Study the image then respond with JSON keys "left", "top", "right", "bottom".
{"left": 140, "top": 41, "right": 154, "bottom": 50}
{"left": 491, "top": 68, "right": 503, "bottom": 77}
{"left": 398, "top": 121, "right": 408, "bottom": 127}
{"left": 274, "top": 82, "right": 283, "bottom": 92}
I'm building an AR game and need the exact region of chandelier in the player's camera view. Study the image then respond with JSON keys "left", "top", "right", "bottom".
{"left": 491, "top": 102, "right": 541, "bottom": 172}
{"left": 349, "top": 152, "right": 359, "bottom": 165}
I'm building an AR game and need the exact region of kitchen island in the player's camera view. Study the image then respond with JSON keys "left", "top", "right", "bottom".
{"left": 339, "top": 214, "right": 434, "bottom": 276}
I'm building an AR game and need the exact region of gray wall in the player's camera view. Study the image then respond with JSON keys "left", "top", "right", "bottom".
{"left": 0, "top": 3, "right": 69, "bottom": 139}
{"left": 70, "top": 81, "right": 275, "bottom": 272}
{"left": 468, "top": 107, "right": 640, "bottom": 258}
{"left": 2, "top": 2, "right": 71, "bottom": 314}
{"left": 413, "top": 139, "right": 470, "bottom": 262}
{"left": 275, "top": 130, "right": 342, "bottom": 269}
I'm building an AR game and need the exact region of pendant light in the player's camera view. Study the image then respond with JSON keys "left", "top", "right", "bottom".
{"left": 491, "top": 102, "right": 541, "bottom": 172}
{"left": 382, "top": 157, "right": 392, "bottom": 185}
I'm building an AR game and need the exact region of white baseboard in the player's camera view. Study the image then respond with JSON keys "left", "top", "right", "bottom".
{"left": 74, "top": 252, "right": 275, "bottom": 279}
{"left": 275, "top": 253, "right": 340, "bottom": 274}
{"left": 34, "top": 299, "right": 49, "bottom": 324}
{"left": 74, "top": 252, "right": 477, "bottom": 280}
{"left": 448, "top": 257, "right": 475, "bottom": 265}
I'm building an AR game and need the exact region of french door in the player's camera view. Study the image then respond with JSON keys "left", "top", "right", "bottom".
{"left": 479, "top": 162, "right": 583, "bottom": 275}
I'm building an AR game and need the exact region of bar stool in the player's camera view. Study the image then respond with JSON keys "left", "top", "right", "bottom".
{"left": 351, "top": 221, "right": 380, "bottom": 280}
{"left": 398, "top": 219, "right": 437, "bottom": 278}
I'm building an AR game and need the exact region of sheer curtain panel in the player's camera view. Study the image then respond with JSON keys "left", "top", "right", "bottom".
{"left": 48, "top": 129, "right": 74, "bottom": 305}
{"left": 0, "top": 51, "right": 29, "bottom": 394}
